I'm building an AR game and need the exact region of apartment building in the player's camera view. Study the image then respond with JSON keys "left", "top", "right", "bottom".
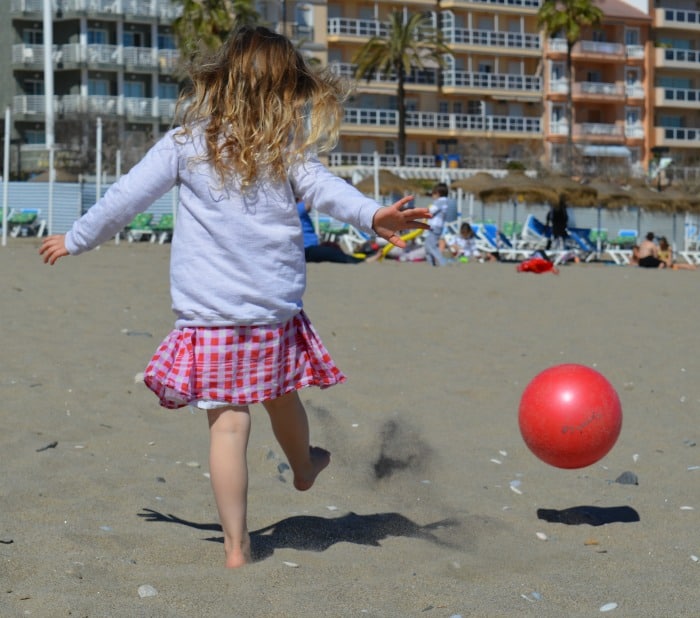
{"left": 651, "top": 0, "right": 700, "bottom": 181}
{"left": 2, "top": 0, "right": 699, "bottom": 180}
{"left": 4, "top": 0, "right": 182, "bottom": 178}
{"left": 542, "top": 0, "right": 651, "bottom": 177}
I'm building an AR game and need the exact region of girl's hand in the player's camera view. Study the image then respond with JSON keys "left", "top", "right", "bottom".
{"left": 372, "top": 195, "right": 431, "bottom": 248}
{"left": 39, "top": 234, "right": 70, "bottom": 265}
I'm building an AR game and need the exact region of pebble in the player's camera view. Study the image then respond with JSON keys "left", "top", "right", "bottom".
{"left": 614, "top": 471, "right": 639, "bottom": 485}
{"left": 690, "top": 555, "right": 699, "bottom": 562}
{"left": 326, "top": 506, "right": 338, "bottom": 511}
{"left": 510, "top": 480, "right": 523, "bottom": 495}
{"left": 599, "top": 602, "right": 618, "bottom": 612}
{"left": 186, "top": 461, "right": 200, "bottom": 468}
{"left": 138, "top": 584, "right": 158, "bottom": 598}
{"left": 490, "top": 458, "right": 502, "bottom": 464}
{"left": 282, "top": 561, "right": 299, "bottom": 568}
{"left": 536, "top": 532, "right": 548, "bottom": 541}
{"left": 680, "top": 506, "right": 694, "bottom": 510}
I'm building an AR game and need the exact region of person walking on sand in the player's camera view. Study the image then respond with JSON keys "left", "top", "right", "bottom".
{"left": 39, "top": 26, "right": 430, "bottom": 569}
{"left": 424, "top": 182, "right": 450, "bottom": 266}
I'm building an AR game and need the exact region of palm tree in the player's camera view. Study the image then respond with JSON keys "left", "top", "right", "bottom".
{"left": 172, "top": 0, "right": 260, "bottom": 58}
{"left": 538, "top": 0, "right": 603, "bottom": 176}
{"left": 352, "top": 11, "right": 451, "bottom": 166}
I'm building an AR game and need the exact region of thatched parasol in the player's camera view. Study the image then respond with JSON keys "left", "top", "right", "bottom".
{"left": 354, "top": 170, "right": 424, "bottom": 195}
{"left": 451, "top": 172, "right": 497, "bottom": 195}
{"left": 541, "top": 175, "right": 598, "bottom": 207}
{"left": 477, "top": 170, "right": 559, "bottom": 205}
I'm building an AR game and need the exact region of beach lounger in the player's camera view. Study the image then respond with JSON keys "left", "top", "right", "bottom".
{"left": 472, "top": 223, "right": 531, "bottom": 261}
{"left": 566, "top": 227, "right": 597, "bottom": 263}
{"left": 8, "top": 208, "right": 46, "bottom": 238}
{"left": 520, "top": 214, "right": 550, "bottom": 251}
{"left": 126, "top": 213, "right": 155, "bottom": 242}
{"left": 150, "top": 213, "right": 174, "bottom": 244}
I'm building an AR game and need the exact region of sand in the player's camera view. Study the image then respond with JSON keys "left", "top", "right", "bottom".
{"left": 2, "top": 240, "right": 699, "bottom": 617}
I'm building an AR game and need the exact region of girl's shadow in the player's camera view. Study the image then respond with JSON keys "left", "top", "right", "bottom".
{"left": 138, "top": 508, "right": 459, "bottom": 561}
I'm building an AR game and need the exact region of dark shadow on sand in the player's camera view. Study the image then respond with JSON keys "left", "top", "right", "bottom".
{"left": 537, "top": 505, "right": 640, "bottom": 526}
{"left": 139, "top": 508, "right": 460, "bottom": 561}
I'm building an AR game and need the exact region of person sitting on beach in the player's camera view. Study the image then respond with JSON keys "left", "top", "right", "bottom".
{"left": 448, "top": 222, "right": 496, "bottom": 263}
{"left": 658, "top": 236, "right": 697, "bottom": 271}
{"left": 298, "top": 201, "right": 368, "bottom": 263}
{"left": 637, "top": 232, "right": 666, "bottom": 268}
{"left": 39, "top": 26, "right": 431, "bottom": 569}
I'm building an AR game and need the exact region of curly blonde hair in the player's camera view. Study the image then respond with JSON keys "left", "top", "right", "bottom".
{"left": 176, "top": 26, "right": 348, "bottom": 188}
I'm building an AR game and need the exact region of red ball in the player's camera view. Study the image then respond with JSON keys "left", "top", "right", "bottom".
{"left": 518, "top": 364, "right": 622, "bottom": 469}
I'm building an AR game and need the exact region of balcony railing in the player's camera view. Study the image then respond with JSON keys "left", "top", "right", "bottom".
{"left": 327, "top": 18, "right": 390, "bottom": 38}
{"left": 446, "top": 0, "right": 541, "bottom": 8}
{"left": 442, "top": 70, "right": 541, "bottom": 92}
{"left": 549, "top": 38, "right": 625, "bottom": 57}
{"left": 13, "top": 43, "right": 179, "bottom": 72}
{"left": 11, "top": 0, "right": 182, "bottom": 20}
{"left": 574, "top": 82, "right": 624, "bottom": 97}
{"left": 444, "top": 27, "right": 541, "bottom": 49}
{"left": 330, "top": 63, "right": 439, "bottom": 87}
{"left": 329, "top": 152, "right": 452, "bottom": 168}
{"left": 344, "top": 107, "right": 541, "bottom": 133}
{"left": 576, "top": 123, "right": 623, "bottom": 137}
{"left": 14, "top": 94, "right": 177, "bottom": 119}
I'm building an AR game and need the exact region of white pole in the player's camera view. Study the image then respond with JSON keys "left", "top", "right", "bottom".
{"left": 2, "top": 107, "right": 10, "bottom": 247}
{"left": 373, "top": 151, "right": 380, "bottom": 203}
{"left": 43, "top": 0, "right": 55, "bottom": 235}
{"left": 114, "top": 147, "right": 121, "bottom": 244}
{"left": 96, "top": 117, "right": 102, "bottom": 203}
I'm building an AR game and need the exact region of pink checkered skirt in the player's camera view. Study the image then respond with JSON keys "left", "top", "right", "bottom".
{"left": 143, "top": 311, "right": 346, "bottom": 409}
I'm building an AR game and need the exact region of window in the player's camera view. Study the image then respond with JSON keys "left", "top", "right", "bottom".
{"left": 23, "top": 29, "right": 42, "bottom": 45}
{"left": 453, "top": 102, "right": 462, "bottom": 114}
{"left": 439, "top": 101, "right": 449, "bottom": 114}
{"left": 624, "top": 28, "right": 639, "bottom": 45}
{"left": 467, "top": 100, "right": 482, "bottom": 115}
{"left": 24, "top": 79, "right": 44, "bottom": 95}
{"left": 586, "top": 70, "right": 602, "bottom": 82}
{"left": 124, "top": 81, "right": 145, "bottom": 98}
{"left": 158, "top": 83, "right": 178, "bottom": 99}
{"left": 88, "top": 79, "right": 110, "bottom": 96}
{"left": 157, "top": 33, "right": 176, "bottom": 49}
{"left": 88, "top": 29, "right": 108, "bottom": 45}
{"left": 592, "top": 30, "right": 606, "bottom": 42}
{"left": 625, "top": 107, "right": 641, "bottom": 124}
{"left": 124, "top": 31, "right": 145, "bottom": 47}
{"left": 659, "top": 115, "right": 683, "bottom": 128}
{"left": 26, "top": 130, "right": 45, "bottom": 144}
{"left": 551, "top": 63, "right": 565, "bottom": 80}
{"left": 478, "top": 63, "right": 493, "bottom": 74}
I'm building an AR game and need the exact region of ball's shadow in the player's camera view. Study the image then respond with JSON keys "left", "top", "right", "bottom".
{"left": 537, "top": 505, "right": 640, "bottom": 526}
{"left": 138, "top": 508, "right": 460, "bottom": 562}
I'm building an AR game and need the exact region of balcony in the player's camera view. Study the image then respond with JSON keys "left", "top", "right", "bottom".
{"left": 13, "top": 43, "right": 180, "bottom": 74}
{"left": 330, "top": 63, "right": 439, "bottom": 89}
{"left": 572, "top": 81, "right": 625, "bottom": 101}
{"left": 441, "top": 70, "right": 541, "bottom": 97}
{"left": 440, "top": 0, "right": 541, "bottom": 13}
{"left": 575, "top": 123, "right": 624, "bottom": 140}
{"left": 327, "top": 18, "right": 390, "bottom": 39}
{"left": 655, "top": 126, "right": 700, "bottom": 147}
{"left": 548, "top": 38, "right": 626, "bottom": 61}
{"left": 10, "top": 0, "right": 182, "bottom": 21}
{"left": 343, "top": 107, "right": 542, "bottom": 135}
{"left": 13, "top": 94, "right": 177, "bottom": 121}
{"left": 444, "top": 28, "right": 541, "bottom": 53}
{"left": 654, "top": 8, "right": 700, "bottom": 31}
{"left": 655, "top": 87, "right": 700, "bottom": 109}
{"left": 655, "top": 47, "right": 700, "bottom": 70}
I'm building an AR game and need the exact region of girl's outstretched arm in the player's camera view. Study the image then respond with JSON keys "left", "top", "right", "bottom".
{"left": 39, "top": 234, "right": 69, "bottom": 265}
{"left": 372, "top": 196, "right": 431, "bottom": 248}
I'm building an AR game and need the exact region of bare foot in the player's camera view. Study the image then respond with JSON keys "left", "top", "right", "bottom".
{"left": 224, "top": 533, "right": 251, "bottom": 568}
{"left": 293, "top": 446, "right": 331, "bottom": 491}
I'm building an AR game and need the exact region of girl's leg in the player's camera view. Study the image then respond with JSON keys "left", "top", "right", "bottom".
{"left": 262, "top": 391, "right": 330, "bottom": 491}
{"left": 207, "top": 406, "right": 252, "bottom": 568}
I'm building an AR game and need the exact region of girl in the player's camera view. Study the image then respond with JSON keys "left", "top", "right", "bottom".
{"left": 40, "top": 26, "right": 431, "bottom": 568}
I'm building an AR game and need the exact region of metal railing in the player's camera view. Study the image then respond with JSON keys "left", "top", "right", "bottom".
{"left": 14, "top": 94, "right": 177, "bottom": 119}
{"left": 442, "top": 70, "right": 541, "bottom": 91}
{"left": 11, "top": 0, "right": 182, "bottom": 19}
{"left": 662, "top": 48, "right": 700, "bottom": 64}
{"left": 662, "top": 88, "right": 700, "bottom": 103}
{"left": 444, "top": 27, "right": 541, "bottom": 49}
{"left": 663, "top": 8, "right": 700, "bottom": 25}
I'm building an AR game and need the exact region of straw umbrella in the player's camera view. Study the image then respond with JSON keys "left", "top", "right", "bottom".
{"left": 541, "top": 175, "right": 598, "bottom": 207}
{"left": 452, "top": 172, "right": 497, "bottom": 223}
{"left": 478, "top": 171, "right": 559, "bottom": 236}
{"left": 355, "top": 170, "right": 424, "bottom": 196}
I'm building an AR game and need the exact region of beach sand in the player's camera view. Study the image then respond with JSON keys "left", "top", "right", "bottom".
{"left": 2, "top": 240, "right": 699, "bottom": 617}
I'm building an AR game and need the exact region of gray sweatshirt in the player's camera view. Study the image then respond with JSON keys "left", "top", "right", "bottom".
{"left": 65, "top": 127, "right": 380, "bottom": 328}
